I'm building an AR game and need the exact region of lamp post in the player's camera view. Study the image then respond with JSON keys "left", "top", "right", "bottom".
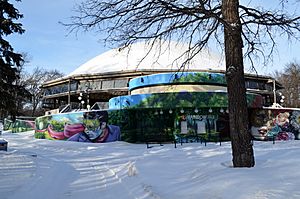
{"left": 78, "top": 93, "right": 84, "bottom": 110}
{"left": 78, "top": 81, "right": 92, "bottom": 110}
{"left": 86, "top": 88, "right": 91, "bottom": 110}
{"left": 68, "top": 78, "right": 71, "bottom": 105}
{"left": 267, "top": 79, "right": 276, "bottom": 106}
{"left": 279, "top": 92, "right": 285, "bottom": 106}
{"left": 85, "top": 81, "right": 91, "bottom": 110}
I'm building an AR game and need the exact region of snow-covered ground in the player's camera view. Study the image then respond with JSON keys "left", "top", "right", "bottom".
{"left": 1, "top": 131, "right": 300, "bottom": 199}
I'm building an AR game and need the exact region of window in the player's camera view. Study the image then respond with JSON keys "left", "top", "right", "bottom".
{"left": 246, "top": 80, "right": 258, "bottom": 89}
{"left": 114, "top": 79, "right": 128, "bottom": 88}
{"left": 102, "top": 80, "right": 114, "bottom": 89}
{"left": 90, "top": 80, "right": 102, "bottom": 90}
{"left": 70, "top": 81, "right": 78, "bottom": 91}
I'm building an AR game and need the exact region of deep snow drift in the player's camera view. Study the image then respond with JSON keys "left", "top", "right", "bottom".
{"left": 1, "top": 131, "right": 300, "bottom": 199}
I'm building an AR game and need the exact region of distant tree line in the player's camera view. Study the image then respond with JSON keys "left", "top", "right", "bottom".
{"left": 274, "top": 62, "right": 300, "bottom": 108}
{"left": 19, "top": 66, "right": 64, "bottom": 117}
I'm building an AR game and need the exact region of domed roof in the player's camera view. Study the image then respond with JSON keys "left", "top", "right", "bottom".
{"left": 67, "top": 40, "right": 225, "bottom": 76}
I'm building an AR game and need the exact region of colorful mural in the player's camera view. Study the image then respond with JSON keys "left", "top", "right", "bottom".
{"left": 128, "top": 72, "right": 227, "bottom": 91}
{"left": 122, "top": 109, "right": 174, "bottom": 143}
{"left": 34, "top": 107, "right": 300, "bottom": 143}
{"left": 106, "top": 71, "right": 261, "bottom": 143}
{"left": 35, "top": 110, "right": 121, "bottom": 143}
{"left": 33, "top": 71, "right": 299, "bottom": 144}
{"left": 109, "top": 92, "right": 263, "bottom": 110}
{"left": 117, "top": 108, "right": 230, "bottom": 143}
{"left": 110, "top": 71, "right": 262, "bottom": 110}
{"left": 4, "top": 118, "right": 35, "bottom": 133}
{"left": 250, "top": 108, "right": 300, "bottom": 141}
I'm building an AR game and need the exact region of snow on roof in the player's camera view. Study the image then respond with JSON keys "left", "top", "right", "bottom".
{"left": 67, "top": 40, "right": 225, "bottom": 77}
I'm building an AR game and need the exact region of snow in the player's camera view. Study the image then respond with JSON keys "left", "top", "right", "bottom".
{"left": 67, "top": 40, "right": 225, "bottom": 77}
{"left": 1, "top": 131, "right": 300, "bottom": 199}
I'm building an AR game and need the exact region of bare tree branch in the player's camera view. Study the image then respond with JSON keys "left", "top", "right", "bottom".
{"left": 62, "top": 0, "right": 300, "bottom": 167}
{"left": 63, "top": 0, "right": 300, "bottom": 71}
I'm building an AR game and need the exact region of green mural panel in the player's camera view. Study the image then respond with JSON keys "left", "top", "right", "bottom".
{"left": 35, "top": 107, "right": 300, "bottom": 144}
{"left": 109, "top": 92, "right": 263, "bottom": 109}
{"left": 4, "top": 118, "right": 35, "bottom": 133}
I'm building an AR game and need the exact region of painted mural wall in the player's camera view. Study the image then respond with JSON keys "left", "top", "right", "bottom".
{"left": 35, "top": 110, "right": 121, "bottom": 143}
{"left": 4, "top": 118, "right": 35, "bottom": 133}
{"left": 34, "top": 107, "right": 300, "bottom": 143}
{"left": 34, "top": 71, "right": 272, "bottom": 143}
{"left": 250, "top": 108, "right": 300, "bottom": 141}
{"left": 128, "top": 72, "right": 227, "bottom": 91}
{"left": 34, "top": 108, "right": 230, "bottom": 143}
{"left": 109, "top": 92, "right": 263, "bottom": 110}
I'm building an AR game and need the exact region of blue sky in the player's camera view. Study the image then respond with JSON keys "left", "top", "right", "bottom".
{"left": 8, "top": 0, "right": 110, "bottom": 75}
{"left": 7, "top": 0, "right": 300, "bottom": 76}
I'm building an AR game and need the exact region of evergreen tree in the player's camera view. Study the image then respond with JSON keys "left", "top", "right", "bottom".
{"left": 0, "top": 0, "right": 28, "bottom": 119}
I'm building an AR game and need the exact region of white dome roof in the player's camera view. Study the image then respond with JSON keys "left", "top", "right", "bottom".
{"left": 67, "top": 40, "right": 225, "bottom": 76}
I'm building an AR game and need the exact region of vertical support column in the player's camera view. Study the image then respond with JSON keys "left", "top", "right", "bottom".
{"left": 68, "top": 79, "right": 71, "bottom": 105}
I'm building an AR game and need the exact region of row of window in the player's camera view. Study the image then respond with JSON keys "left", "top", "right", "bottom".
{"left": 44, "top": 79, "right": 128, "bottom": 96}
{"left": 245, "top": 80, "right": 271, "bottom": 91}
{"left": 44, "top": 78, "right": 270, "bottom": 96}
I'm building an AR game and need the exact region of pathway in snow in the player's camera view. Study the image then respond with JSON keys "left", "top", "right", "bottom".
{"left": 0, "top": 132, "right": 163, "bottom": 199}
{"left": 0, "top": 151, "right": 36, "bottom": 199}
{"left": 2, "top": 131, "right": 300, "bottom": 199}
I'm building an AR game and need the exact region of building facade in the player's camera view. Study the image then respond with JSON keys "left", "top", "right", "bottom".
{"left": 33, "top": 41, "right": 300, "bottom": 143}
{"left": 41, "top": 41, "right": 281, "bottom": 111}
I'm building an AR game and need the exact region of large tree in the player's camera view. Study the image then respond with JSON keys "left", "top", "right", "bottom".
{"left": 0, "top": 0, "right": 28, "bottom": 119}
{"left": 66, "top": 0, "right": 300, "bottom": 167}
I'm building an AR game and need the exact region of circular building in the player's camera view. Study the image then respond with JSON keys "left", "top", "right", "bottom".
{"left": 41, "top": 40, "right": 281, "bottom": 112}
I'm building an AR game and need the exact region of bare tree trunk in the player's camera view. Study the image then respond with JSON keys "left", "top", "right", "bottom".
{"left": 222, "top": 0, "right": 255, "bottom": 167}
